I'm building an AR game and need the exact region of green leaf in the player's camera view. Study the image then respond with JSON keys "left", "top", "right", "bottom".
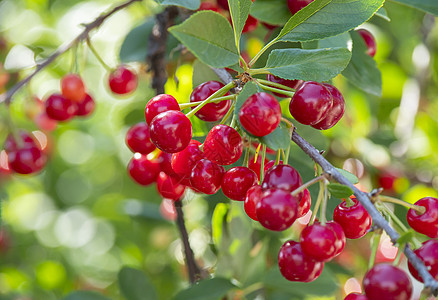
{"left": 265, "top": 48, "right": 351, "bottom": 82}
{"left": 318, "top": 32, "right": 351, "bottom": 49}
{"left": 375, "top": 7, "right": 390, "bottom": 21}
{"left": 342, "top": 31, "right": 382, "bottom": 96}
{"left": 173, "top": 277, "right": 236, "bottom": 300}
{"left": 64, "top": 291, "right": 111, "bottom": 300}
{"left": 229, "top": 0, "right": 253, "bottom": 52}
{"left": 155, "top": 0, "right": 200, "bottom": 10}
{"left": 118, "top": 267, "right": 157, "bottom": 300}
{"left": 169, "top": 11, "right": 239, "bottom": 68}
{"left": 397, "top": 229, "right": 415, "bottom": 245}
{"left": 192, "top": 60, "right": 221, "bottom": 89}
{"left": 250, "top": 0, "right": 291, "bottom": 25}
{"left": 259, "top": 124, "right": 291, "bottom": 151}
{"left": 391, "top": 0, "right": 438, "bottom": 16}
{"left": 327, "top": 183, "right": 354, "bottom": 199}
{"left": 120, "top": 19, "right": 154, "bottom": 63}
{"left": 279, "top": 0, "right": 384, "bottom": 42}
{"left": 212, "top": 203, "right": 229, "bottom": 245}
{"left": 335, "top": 168, "right": 359, "bottom": 184}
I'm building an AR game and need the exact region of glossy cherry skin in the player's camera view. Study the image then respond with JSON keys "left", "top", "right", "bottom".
{"left": 242, "top": 15, "right": 259, "bottom": 33}
{"left": 203, "top": 125, "right": 243, "bottom": 165}
{"left": 190, "top": 81, "right": 231, "bottom": 122}
{"left": 298, "top": 188, "right": 311, "bottom": 218}
{"left": 344, "top": 293, "right": 368, "bottom": 300}
{"left": 156, "top": 151, "right": 177, "bottom": 177}
{"left": 300, "top": 223, "right": 339, "bottom": 262}
{"left": 289, "top": 81, "right": 333, "bottom": 125}
{"left": 75, "top": 93, "right": 95, "bottom": 117}
{"left": 156, "top": 172, "right": 185, "bottom": 200}
{"left": 256, "top": 188, "right": 299, "bottom": 231}
{"left": 357, "top": 29, "right": 377, "bottom": 57}
{"left": 333, "top": 198, "right": 372, "bottom": 239}
{"left": 61, "top": 74, "right": 86, "bottom": 102}
{"left": 325, "top": 221, "right": 346, "bottom": 256}
{"left": 263, "top": 160, "right": 281, "bottom": 175}
{"left": 407, "top": 197, "right": 438, "bottom": 238}
{"left": 108, "top": 66, "right": 138, "bottom": 95}
{"left": 145, "top": 94, "right": 180, "bottom": 125}
{"left": 190, "top": 159, "right": 225, "bottom": 195}
{"left": 45, "top": 93, "right": 77, "bottom": 121}
{"left": 363, "top": 264, "right": 412, "bottom": 300}
{"left": 7, "top": 145, "right": 46, "bottom": 174}
{"left": 287, "top": 0, "right": 315, "bottom": 15}
{"left": 198, "top": 2, "right": 220, "bottom": 12}
{"left": 244, "top": 185, "right": 262, "bottom": 221}
{"left": 125, "top": 122, "right": 156, "bottom": 154}
{"left": 149, "top": 110, "right": 193, "bottom": 153}
{"left": 239, "top": 92, "right": 281, "bottom": 137}
{"left": 408, "top": 239, "right": 438, "bottom": 282}
{"left": 127, "top": 154, "right": 160, "bottom": 186}
{"left": 4, "top": 131, "right": 37, "bottom": 153}
{"left": 311, "top": 84, "right": 345, "bottom": 130}
{"left": 267, "top": 74, "right": 303, "bottom": 98}
{"left": 171, "top": 140, "right": 205, "bottom": 179}
{"left": 262, "top": 164, "right": 303, "bottom": 193}
{"left": 278, "top": 240, "right": 324, "bottom": 282}
{"left": 248, "top": 154, "right": 268, "bottom": 180}
{"left": 221, "top": 167, "right": 258, "bottom": 201}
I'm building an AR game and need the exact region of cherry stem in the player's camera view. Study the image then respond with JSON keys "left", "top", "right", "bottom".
{"left": 239, "top": 56, "right": 249, "bottom": 71}
{"left": 179, "top": 95, "right": 236, "bottom": 109}
{"left": 291, "top": 174, "right": 328, "bottom": 197}
{"left": 86, "top": 38, "right": 112, "bottom": 71}
{"left": 257, "top": 78, "right": 295, "bottom": 92}
{"left": 284, "top": 143, "right": 290, "bottom": 165}
{"left": 275, "top": 149, "right": 281, "bottom": 165}
{"left": 260, "top": 144, "right": 267, "bottom": 183}
{"left": 243, "top": 137, "right": 251, "bottom": 168}
{"left": 248, "top": 38, "right": 278, "bottom": 68}
{"left": 379, "top": 195, "right": 426, "bottom": 214}
{"left": 310, "top": 180, "right": 325, "bottom": 225}
{"left": 257, "top": 83, "right": 294, "bottom": 97}
{"left": 393, "top": 247, "right": 403, "bottom": 266}
{"left": 281, "top": 117, "right": 294, "bottom": 128}
{"left": 344, "top": 197, "right": 355, "bottom": 207}
{"left": 368, "top": 232, "right": 381, "bottom": 269}
{"left": 320, "top": 183, "right": 328, "bottom": 225}
{"left": 248, "top": 68, "right": 270, "bottom": 76}
{"left": 219, "top": 99, "right": 236, "bottom": 125}
{"left": 241, "top": 282, "right": 264, "bottom": 297}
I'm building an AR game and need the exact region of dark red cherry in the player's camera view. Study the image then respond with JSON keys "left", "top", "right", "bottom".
{"left": 311, "top": 84, "right": 345, "bottom": 130}
{"left": 248, "top": 154, "right": 268, "bottom": 180}
{"left": 198, "top": 2, "right": 220, "bottom": 13}
{"left": 75, "top": 93, "right": 95, "bottom": 117}
{"left": 203, "top": 125, "right": 243, "bottom": 165}
{"left": 149, "top": 110, "right": 192, "bottom": 153}
{"left": 156, "top": 151, "right": 177, "bottom": 177}
{"left": 145, "top": 94, "right": 180, "bottom": 125}
{"left": 171, "top": 140, "right": 205, "bottom": 179}
{"left": 190, "top": 81, "right": 231, "bottom": 122}
{"left": 267, "top": 74, "right": 303, "bottom": 98}
{"left": 262, "top": 164, "right": 303, "bottom": 193}
{"left": 239, "top": 92, "right": 281, "bottom": 137}
{"left": 190, "top": 159, "right": 225, "bottom": 195}
{"left": 262, "top": 22, "right": 278, "bottom": 30}
{"left": 125, "top": 122, "right": 156, "bottom": 154}
{"left": 45, "top": 93, "right": 77, "bottom": 121}
{"left": 263, "top": 159, "right": 282, "bottom": 175}
{"left": 244, "top": 185, "right": 262, "bottom": 221}
{"left": 127, "top": 154, "right": 160, "bottom": 186}
{"left": 7, "top": 145, "right": 46, "bottom": 174}
{"left": 278, "top": 240, "right": 324, "bottom": 282}
{"left": 407, "top": 197, "right": 438, "bottom": 238}
{"left": 363, "top": 264, "right": 412, "bottom": 300}
{"left": 242, "top": 15, "right": 258, "bottom": 33}
{"left": 4, "top": 130, "right": 37, "bottom": 153}
{"left": 216, "top": 0, "right": 229, "bottom": 10}
{"left": 221, "top": 167, "right": 258, "bottom": 201}
{"left": 298, "top": 188, "right": 311, "bottom": 218}
{"left": 408, "top": 239, "right": 438, "bottom": 282}
{"left": 61, "top": 74, "right": 86, "bottom": 103}
{"left": 156, "top": 172, "right": 185, "bottom": 200}
{"left": 344, "top": 293, "right": 368, "bottom": 300}
{"left": 333, "top": 198, "right": 372, "bottom": 239}
{"left": 256, "top": 188, "right": 299, "bottom": 231}
{"left": 300, "top": 223, "right": 339, "bottom": 262}
{"left": 108, "top": 66, "right": 138, "bottom": 95}
{"left": 289, "top": 81, "right": 333, "bottom": 125}
{"left": 287, "top": 0, "right": 315, "bottom": 15}
{"left": 357, "top": 29, "right": 377, "bottom": 57}
{"left": 325, "top": 221, "right": 346, "bottom": 256}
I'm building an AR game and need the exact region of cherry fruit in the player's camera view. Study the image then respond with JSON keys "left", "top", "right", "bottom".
{"left": 127, "top": 154, "right": 160, "bottom": 186}
{"left": 344, "top": 293, "right": 368, "bottom": 300}
{"left": 198, "top": 2, "right": 220, "bottom": 12}
{"left": 203, "top": 125, "right": 243, "bottom": 165}
{"left": 221, "top": 167, "right": 258, "bottom": 201}
{"left": 325, "top": 221, "right": 346, "bottom": 256}
{"left": 298, "top": 188, "right": 311, "bottom": 218}
{"left": 171, "top": 140, "right": 205, "bottom": 179}
{"left": 8, "top": 145, "right": 46, "bottom": 174}
{"left": 45, "top": 94, "right": 77, "bottom": 121}
{"left": 108, "top": 66, "right": 138, "bottom": 95}
{"left": 357, "top": 29, "right": 377, "bottom": 57}
{"left": 407, "top": 197, "right": 438, "bottom": 238}
{"left": 407, "top": 239, "right": 438, "bottom": 282}
{"left": 363, "top": 264, "right": 412, "bottom": 300}
{"left": 300, "top": 223, "right": 339, "bottom": 262}
{"left": 287, "top": 0, "right": 315, "bottom": 15}
{"left": 244, "top": 185, "right": 262, "bottom": 221}
{"left": 333, "top": 198, "right": 371, "bottom": 239}
{"left": 190, "top": 159, "right": 225, "bottom": 194}
{"left": 311, "top": 84, "right": 345, "bottom": 130}
{"left": 125, "top": 122, "right": 156, "bottom": 154}
{"left": 248, "top": 154, "right": 268, "bottom": 180}
{"left": 4, "top": 130, "right": 38, "bottom": 153}
{"left": 262, "top": 164, "right": 303, "bottom": 193}
{"left": 61, "top": 74, "right": 86, "bottom": 102}
{"left": 75, "top": 93, "right": 95, "bottom": 117}
{"left": 242, "top": 15, "right": 258, "bottom": 33}
{"left": 267, "top": 74, "right": 303, "bottom": 98}
{"left": 145, "top": 94, "right": 180, "bottom": 125}
{"left": 190, "top": 81, "right": 231, "bottom": 122}
{"left": 156, "top": 172, "right": 185, "bottom": 200}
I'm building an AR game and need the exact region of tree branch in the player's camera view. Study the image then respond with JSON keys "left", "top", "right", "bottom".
{"left": 0, "top": 0, "right": 142, "bottom": 105}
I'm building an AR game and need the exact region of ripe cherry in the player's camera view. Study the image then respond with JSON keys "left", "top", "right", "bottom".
{"left": 344, "top": 293, "right": 368, "bottom": 300}
{"left": 149, "top": 110, "right": 193, "bottom": 153}
{"left": 221, "top": 167, "right": 258, "bottom": 201}
{"left": 298, "top": 188, "right": 311, "bottom": 218}
{"left": 34, "top": 113, "right": 58, "bottom": 131}
{"left": 278, "top": 240, "right": 324, "bottom": 282}
{"left": 156, "top": 172, "right": 185, "bottom": 200}
{"left": 108, "top": 66, "right": 138, "bottom": 95}
{"left": 242, "top": 15, "right": 258, "bottom": 33}
{"left": 262, "top": 164, "right": 303, "bottom": 193}
{"left": 239, "top": 92, "right": 281, "bottom": 137}
{"left": 127, "top": 154, "right": 160, "bottom": 186}
{"left": 61, "top": 74, "right": 86, "bottom": 102}
{"left": 216, "top": 0, "right": 229, "bottom": 10}
{"left": 289, "top": 81, "right": 333, "bottom": 126}
{"left": 408, "top": 239, "right": 438, "bottom": 282}
{"left": 75, "top": 93, "right": 95, "bottom": 117}
{"left": 325, "top": 221, "right": 346, "bottom": 256}
{"left": 357, "top": 29, "right": 377, "bottom": 57}
{"left": 333, "top": 198, "right": 371, "bottom": 239}
{"left": 190, "top": 159, "right": 225, "bottom": 195}
{"left": 363, "top": 264, "right": 412, "bottom": 300}
{"left": 267, "top": 74, "right": 303, "bottom": 98}
{"left": 45, "top": 94, "right": 77, "bottom": 121}
{"left": 198, "top": 2, "right": 220, "bottom": 12}
{"left": 125, "top": 122, "right": 156, "bottom": 154}
{"left": 262, "top": 22, "right": 277, "bottom": 30}
{"left": 263, "top": 159, "right": 281, "bottom": 175}
{"left": 300, "top": 223, "right": 339, "bottom": 262}
{"left": 4, "top": 130, "right": 37, "bottom": 153}
{"left": 407, "top": 197, "right": 438, "bottom": 238}
{"left": 203, "top": 125, "right": 243, "bottom": 165}
{"left": 8, "top": 145, "right": 46, "bottom": 174}
{"left": 256, "top": 188, "right": 299, "bottom": 231}
{"left": 171, "top": 140, "right": 205, "bottom": 179}
{"left": 190, "top": 81, "right": 231, "bottom": 122}
{"left": 287, "top": 0, "right": 315, "bottom": 15}
{"left": 244, "top": 185, "right": 262, "bottom": 221}
{"left": 156, "top": 151, "right": 177, "bottom": 177}
{"left": 145, "top": 94, "right": 180, "bottom": 125}
{"left": 311, "top": 84, "right": 345, "bottom": 130}
{"left": 248, "top": 154, "right": 268, "bottom": 180}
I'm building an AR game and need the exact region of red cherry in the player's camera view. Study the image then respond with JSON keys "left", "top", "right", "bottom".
{"left": 190, "top": 81, "right": 231, "bottom": 122}
{"left": 333, "top": 198, "right": 372, "bottom": 239}
{"left": 149, "top": 110, "right": 193, "bottom": 153}
{"left": 242, "top": 15, "right": 258, "bottom": 33}
{"left": 221, "top": 167, "right": 258, "bottom": 201}
{"left": 239, "top": 92, "right": 281, "bottom": 137}
{"left": 363, "top": 264, "right": 412, "bottom": 300}
{"left": 145, "top": 94, "right": 180, "bottom": 125}
{"left": 344, "top": 293, "right": 368, "bottom": 300}
{"left": 198, "top": 2, "right": 220, "bottom": 12}
{"left": 278, "top": 240, "right": 324, "bottom": 282}
{"left": 216, "top": 0, "right": 229, "bottom": 10}
{"left": 267, "top": 74, "right": 303, "bottom": 98}
{"left": 127, "top": 154, "right": 160, "bottom": 186}
{"left": 244, "top": 185, "right": 262, "bottom": 221}
{"left": 4, "top": 130, "right": 37, "bottom": 153}
{"left": 357, "top": 29, "right": 377, "bottom": 57}
{"left": 298, "top": 188, "right": 311, "bottom": 218}
{"left": 45, "top": 93, "right": 77, "bottom": 121}
{"left": 248, "top": 154, "right": 268, "bottom": 180}
{"left": 8, "top": 145, "right": 46, "bottom": 174}
{"left": 171, "top": 140, "right": 205, "bottom": 179}
{"left": 256, "top": 188, "right": 299, "bottom": 231}
{"left": 408, "top": 239, "right": 438, "bottom": 282}
{"left": 156, "top": 172, "right": 185, "bottom": 200}
{"left": 203, "top": 125, "right": 243, "bottom": 165}
{"left": 289, "top": 81, "right": 333, "bottom": 125}
{"left": 263, "top": 160, "right": 282, "bottom": 175}
{"left": 34, "top": 113, "right": 58, "bottom": 131}
{"left": 61, "top": 74, "right": 86, "bottom": 102}
{"left": 156, "top": 151, "right": 177, "bottom": 177}
{"left": 262, "top": 164, "right": 303, "bottom": 193}
{"left": 300, "top": 223, "right": 339, "bottom": 262}
{"left": 108, "top": 66, "right": 138, "bottom": 95}
{"left": 190, "top": 159, "right": 225, "bottom": 195}
{"left": 407, "top": 197, "right": 438, "bottom": 238}
{"left": 262, "top": 22, "right": 278, "bottom": 30}
{"left": 325, "top": 221, "right": 346, "bottom": 256}
{"left": 75, "top": 93, "right": 95, "bottom": 117}
{"left": 125, "top": 122, "right": 156, "bottom": 154}
{"left": 287, "top": 0, "right": 315, "bottom": 15}
{"left": 311, "top": 84, "right": 345, "bottom": 130}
